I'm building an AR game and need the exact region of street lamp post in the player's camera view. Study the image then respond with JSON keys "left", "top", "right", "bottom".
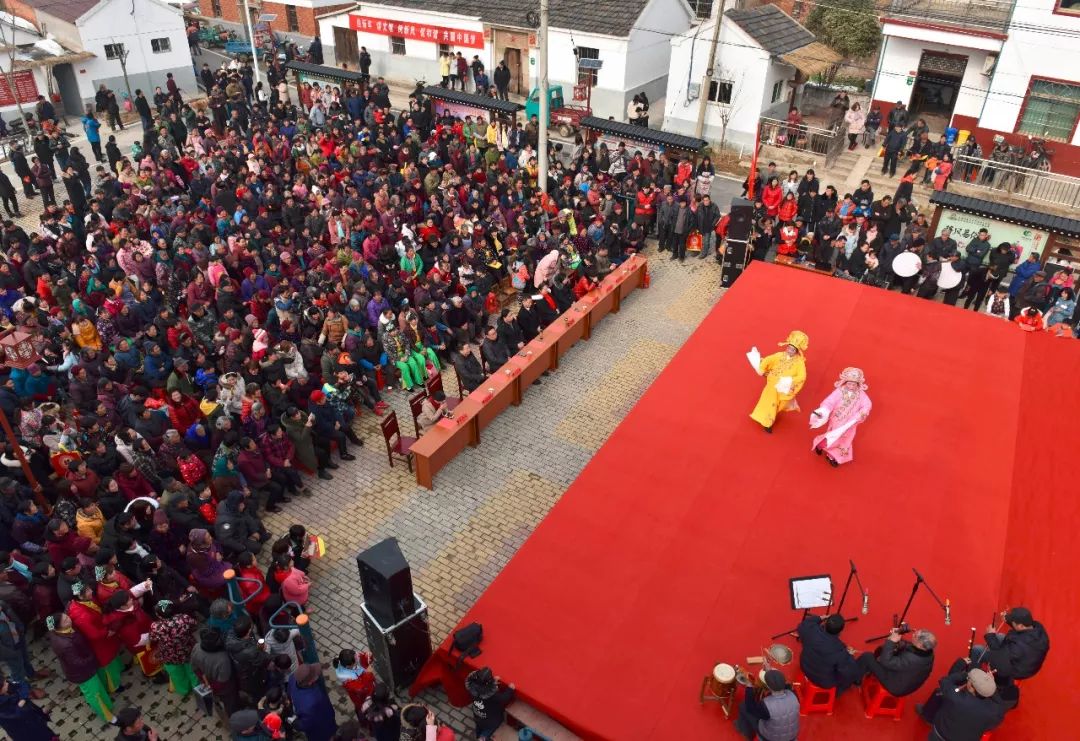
{"left": 0, "top": 328, "right": 48, "bottom": 509}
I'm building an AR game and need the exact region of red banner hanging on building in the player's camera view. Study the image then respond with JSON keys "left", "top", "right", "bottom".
{"left": 348, "top": 15, "right": 484, "bottom": 49}
{"left": 0, "top": 70, "right": 39, "bottom": 108}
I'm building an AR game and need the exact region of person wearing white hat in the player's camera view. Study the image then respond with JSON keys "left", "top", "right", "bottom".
{"left": 916, "top": 665, "right": 1006, "bottom": 740}
{"left": 809, "top": 367, "right": 872, "bottom": 467}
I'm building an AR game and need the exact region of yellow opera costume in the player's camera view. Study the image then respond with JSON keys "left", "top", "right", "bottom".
{"left": 748, "top": 330, "right": 808, "bottom": 430}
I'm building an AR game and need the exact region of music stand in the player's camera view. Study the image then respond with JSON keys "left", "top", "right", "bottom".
{"left": 789, "top": 575, "right": 833, "bottom": 610}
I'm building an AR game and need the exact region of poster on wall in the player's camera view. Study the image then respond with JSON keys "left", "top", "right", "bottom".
{"left": 0, "top": 70, "right": 39, "bottom": 107}
{"left": 348, "top": 15, "right": 483, "bottom": 48}
{"left": 596, "top": 134, "right": 664, "bottom": 161}
{"left": 432, "top": 99, "right": 515, "bottom": 124}
{"left": 937, "top": 208, "right": 1049, "bottom": 264}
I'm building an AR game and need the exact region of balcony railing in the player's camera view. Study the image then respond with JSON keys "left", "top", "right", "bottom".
{"left": 953, "top": 154, "right": 1080, "bottom": 210}
{"left": 883, "top": 0, "right": 1014, "bottom": 34}
{"left": 758, "top": 116, "right": 848, "bottom": 168}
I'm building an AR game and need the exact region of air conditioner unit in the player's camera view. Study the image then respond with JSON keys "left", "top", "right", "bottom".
{"left": 981, "top": 54, "right": 997, "bottom": 75}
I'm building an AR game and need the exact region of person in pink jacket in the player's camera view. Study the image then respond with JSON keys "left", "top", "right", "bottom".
{"left": 275, "top": 557, "right": 310, "bottom": 607}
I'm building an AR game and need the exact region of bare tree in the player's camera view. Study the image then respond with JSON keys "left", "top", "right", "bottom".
{"left": 713, "top": 66, "right": 744, "bottom": 150}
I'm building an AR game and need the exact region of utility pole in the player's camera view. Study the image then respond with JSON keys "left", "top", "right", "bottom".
{"left": 537, "top": 0, "right": 549, "bottom": 193}
{"left": 242, "top": 0, "right": 262, "bottom": 87}
{"left": 694, "top": 0, "right": 727, "bottom": 138}
{"left": 113, "top": 39, "right": 133, "bottom": 101}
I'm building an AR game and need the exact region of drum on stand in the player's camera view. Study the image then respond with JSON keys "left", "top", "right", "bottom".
{"left": 709, "top": 663, "right": 737, "bottom": 699}
{"left": 892, "top": 251, "right": 921, "bottom": 278}
{"left": 937, "top": 261, "right": 963, "bottom": 289}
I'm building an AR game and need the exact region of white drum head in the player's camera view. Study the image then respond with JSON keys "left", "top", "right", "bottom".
{"left": 714, "top": 663, "right": 736, "bottom": 682}
{"left": 937, "top": 262, "right": 963, "bottom": 289}
{"left": 892, "top": 251, "right": 921, "bottom": 277}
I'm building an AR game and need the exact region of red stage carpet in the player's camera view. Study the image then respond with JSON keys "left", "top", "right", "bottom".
{"left": 419, "top": 262, "right": 1075, "bottom": 739}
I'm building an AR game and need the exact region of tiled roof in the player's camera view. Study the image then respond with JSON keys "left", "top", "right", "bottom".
{"left": 580, "top": 116, "right": 706, "bottom": 153}
{"left": 423, "top": 86, "right": 524, "bottom": 115}
{"left": 929, "top": 190, "right": 1080, "bottom": 239}
{"left": 725, "top": 5, "right": 815, "bottom": 56}
{"left": 21, "top": 0, "right": 100, "bottom": 24}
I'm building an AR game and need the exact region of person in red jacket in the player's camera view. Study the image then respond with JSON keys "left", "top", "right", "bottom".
{"left": 761, "top": 177, "right": 783, "bottom": 218}
{"left": 634, "top": 185, "right": 657, "bottom": 235}
{"left": 166, "top": 389, "right": 203, "bottom": 432}
{"left": 234, "top": 550, "right": 271, "bottom": 628}
{"left": 46, "top": 518, "right": 97, "bottom": 567}
{"left": 66, "top": 581, "right": 124, "bottom": 691}
{"left": 102, "top": 590, "right": 164, "bottom": 680}
{"left": 778, "top": 192, "right": 798, "bottom": 223}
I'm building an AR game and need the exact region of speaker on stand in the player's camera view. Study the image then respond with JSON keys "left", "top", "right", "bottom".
{"left": 721, "top": 197, "right": 754, "bottom": 287}
{"left": 356, "top": 538, "right": 433, "bottom": 690}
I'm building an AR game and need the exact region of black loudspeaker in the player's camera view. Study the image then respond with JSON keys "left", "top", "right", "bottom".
{"left": 362, "top": 595, "right": 432, "bottom": 691}
{"left": 356, "top": 538, "right": 414, "bottom": 627}
{"left": 728, "top": 197, "right": 754, "bottom": 243}
{"left": 721, "top": 240, "right": 748, "bottom": 288}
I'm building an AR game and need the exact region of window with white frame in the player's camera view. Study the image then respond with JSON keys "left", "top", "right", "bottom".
{"left": 708, "top": 79, "right": 733, "bottom": 104}
{"left": 690, "top": 0, "right": 714, "bottom": 18}
{"left": 770, "top": 80, "right": 785, "bottom": 104}
{"left": 1017, "top": 79, "right": 1080, "bottom": 142}
{"left": 438, "top": 43, "right": 453, "bottom": 58}
{"left": 104, "top": 43, "right": 125, "bottom": 60}
{"left": 390, "top": 36, "right": 406, "bottom": 55}
{"left": 150, "top": 37, "right": 171, "bottom": 54}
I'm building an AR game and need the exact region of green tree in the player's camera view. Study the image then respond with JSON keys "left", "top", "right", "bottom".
{"left": 806, "top": 0, "right": 882, "bottom": 59}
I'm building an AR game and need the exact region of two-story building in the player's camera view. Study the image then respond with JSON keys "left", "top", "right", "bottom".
{"left": 316, "top": 0, "right": 695, "bottom": 122}
{"left": 872, "top": 0, "right": 1080, "bottom": 175}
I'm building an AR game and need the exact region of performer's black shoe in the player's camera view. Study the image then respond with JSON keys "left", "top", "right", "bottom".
{"left": 814, "top": 445, "right": 823, "bottom": 456}
{"left": 762, "top": 425, "right": 772, "bottom": 434}
{"left": 827, "top": 455, "right": 838, "bottom": 468}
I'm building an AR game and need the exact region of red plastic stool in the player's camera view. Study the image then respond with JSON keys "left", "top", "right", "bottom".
{"left": 860, "top": 675, "right": 904, "bottom": 720}
{"left": 797, "top": 674, "right": 836, "bottom": 716}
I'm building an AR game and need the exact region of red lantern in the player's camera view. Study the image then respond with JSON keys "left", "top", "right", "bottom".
{"left": 0, "top": 329, "right": 41, "bottom": 369}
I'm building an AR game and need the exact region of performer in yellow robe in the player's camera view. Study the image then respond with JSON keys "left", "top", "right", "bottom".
{"left": 747, "top": 330, "right": 808, "bottom": 432}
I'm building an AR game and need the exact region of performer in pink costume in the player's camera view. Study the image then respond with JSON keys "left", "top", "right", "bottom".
{"left": 809, "top": 367, "right": 872, "bottom": 467}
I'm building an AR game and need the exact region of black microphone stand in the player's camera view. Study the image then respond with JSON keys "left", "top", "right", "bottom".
{"left": 829, "top": 559, "right": 867, "bottom": 618}
{"left": 865, "top": 568, "right": 949, "bottom": 643}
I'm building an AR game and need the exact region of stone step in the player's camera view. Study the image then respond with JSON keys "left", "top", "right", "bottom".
{"left": 505, "top": 700, "right": 583, "bottom": 741}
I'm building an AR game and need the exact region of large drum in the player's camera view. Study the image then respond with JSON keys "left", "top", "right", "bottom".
{"left": 708, "top": 663, "right": 738, "bottom": 699}
{"left": 892, "top": 251, "right": 921, "bottom": 278}
{"left": 937, "top": 261, "right": 964, "bottom": 289}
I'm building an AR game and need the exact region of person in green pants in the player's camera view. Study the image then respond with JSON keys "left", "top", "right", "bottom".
{"left": 47, "top": 612, "right": 115, "bottom": 724}
{"left": 405, "top": 316, "right": 441, "bottom": 378}
{"left": 382, "top": 324, "right": 424, "bottom": 391}
{"left": 149, "top": 601, "right": 200, "bottom": 697}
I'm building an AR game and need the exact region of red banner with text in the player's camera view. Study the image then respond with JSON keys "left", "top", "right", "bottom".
{"left": 0, "top": 70, "right": 39, "bottom": 108}
{"left": 348, "top": 15, "right": 483, "bottom": 49}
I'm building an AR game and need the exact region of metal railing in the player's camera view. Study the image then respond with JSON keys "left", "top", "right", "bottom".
{"left": 883, "top": 0, "right": 1014, "bottom": 33}
{"left": 758, "top": 116, "right": 847, "bottom": 167}
{"left": 953, "top": 154, "right": 1080, "bottom": 209}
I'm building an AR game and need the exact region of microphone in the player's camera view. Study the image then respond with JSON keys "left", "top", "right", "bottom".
{"left": 945, "top": 599, "right": 952, "bottom": 626}
{"left": 862, "top": 591, "right": 869, "bottom": 615}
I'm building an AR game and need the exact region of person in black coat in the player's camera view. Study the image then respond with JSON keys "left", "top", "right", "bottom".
{"left": 797, "top": 614, "right": 861, "bottom": 692}
{"left": 451, "top": 343, "right": 485, "bottom": 393}
{"left": 856, "top": 627, "right": 935, "bottom": 697}
{"left": 0, "top": 171, "right": 20, "bottom": 218}
{"left": 62, "top": 167, "right": 87, "bottom": 216}
{"left": 9, "top": 145, "right": 35, "bottom": 198}
{"left": 480, "top": 326, "right": 509, "bottom": 373}
{"left": 979, "top": 606, "right": 1049, "bottom": 683}
{"left": 496, "top": 309, "right": 524, "bottom": 353}
{"left": 133, "top": 89, "right": 153, "bottom": 130}
{"left": 465, "top": 668, "right": 515, "bottom": 740}
{"left": 516, "top": 296, "right": 542, "bottom": 342}
{"left": 917, "top": 663, "right": 1005, "bottom": 741}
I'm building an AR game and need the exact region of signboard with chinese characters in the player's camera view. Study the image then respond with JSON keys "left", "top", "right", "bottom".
{"left": 349, "top": 15, "right": 483, "bottom": 49}
{"left": 937, "top": 208, "right": 1049, "bottom": 264}
{"left": 0, "top": 70, "right": 39, "bottom": 108}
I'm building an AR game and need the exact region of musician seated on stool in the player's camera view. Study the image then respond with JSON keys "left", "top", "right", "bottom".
{"left": 856, "top": 627, "right": 936, "bottom": 697}
{"left": 734, "top": 669, "right": 799, "bottom": 741}
{"left": 916, "top": 664, "right": 1005, "bottom": 741}
{"left": 972, "top": 606, "right": 1050, "bottom": 708}
{"left": 796, "top": 614, "right": 861, "bottom": 694}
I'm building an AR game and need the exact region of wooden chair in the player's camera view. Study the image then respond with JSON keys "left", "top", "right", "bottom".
{"left": 380, "top": 411, "right": 415, "bottom": 471}
{"left": 425, "top": 371, "right": 461, "bottom": 411}
{"left": 408, "top": 390, "right": 427, "bottom": 437}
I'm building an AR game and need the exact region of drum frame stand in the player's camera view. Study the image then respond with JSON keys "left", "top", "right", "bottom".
{"left": 699, "top": 672, "right": 739, "bottom": 717}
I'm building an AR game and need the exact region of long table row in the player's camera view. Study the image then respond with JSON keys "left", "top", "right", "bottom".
{"left": 410, "top": 254, "right": 650, "bottom": 489}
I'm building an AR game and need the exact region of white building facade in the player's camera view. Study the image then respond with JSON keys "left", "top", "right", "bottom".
{"left": 317, "top": 0, "right": 694, "bottom": 122}
{"left": 663, "top": 5, "right": 837, "bottom": 150}
{"left": 873, "top": 0, "right": 1080, "bottom": 176}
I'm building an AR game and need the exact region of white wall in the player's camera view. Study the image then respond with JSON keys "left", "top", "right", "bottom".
{"left": 982, "top": 1, "right": 1080, "bottom": 145}
{"left": 625, "top": 0, "right": 692, "bottom": 89}
{"left": 76, "top": 0, "right": 191, "bottom": 100}
{"left": 875, "top": 32, "right": 993, "bottom": 120}
{"left": 663, "top": 17, "right": 777, "bottom": 147}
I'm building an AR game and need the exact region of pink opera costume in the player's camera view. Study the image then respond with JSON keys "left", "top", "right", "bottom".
{"left": 809, "top": 367, "right": 872, "bottom": 467}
